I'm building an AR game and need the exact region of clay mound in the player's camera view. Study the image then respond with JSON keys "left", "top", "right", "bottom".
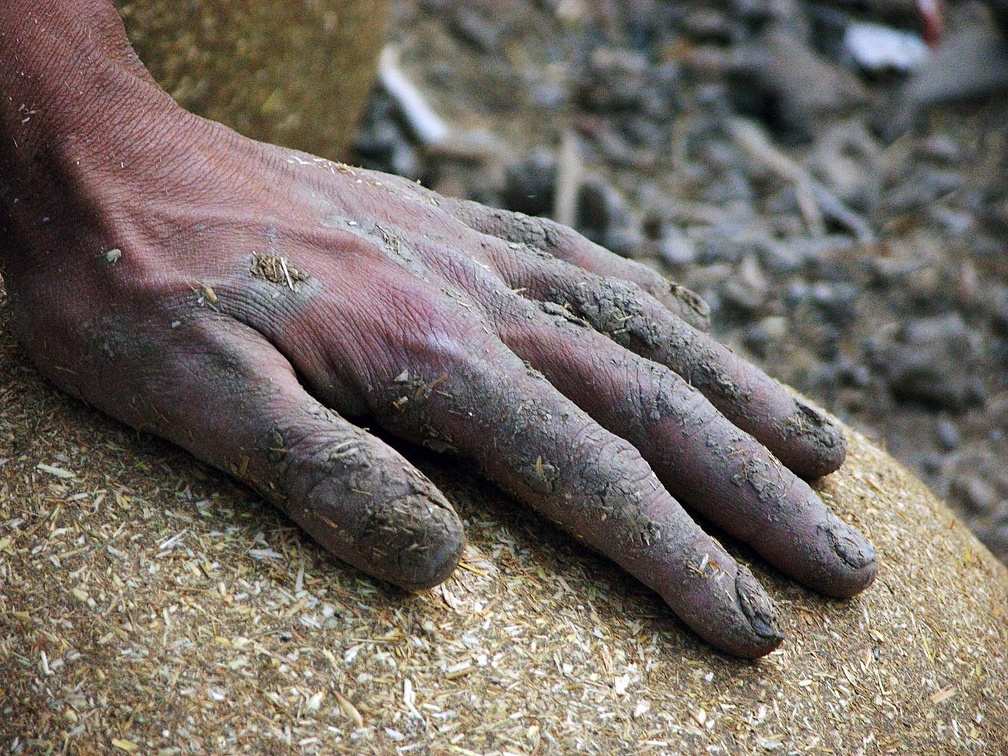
{"left": 1, "top": 292, "right": 1006, "bottom": 752}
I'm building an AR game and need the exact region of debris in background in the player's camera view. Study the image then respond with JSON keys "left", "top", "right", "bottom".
{"left": 352, "top": 0, "right": 1008, "bottom": 562}
{"left": 843, "top": 21, "right": 929, "bottom": 72}
{"left": 378, "top": 46, "right": 501, "bottom": 159}
{"left": 885, "top": 23, "right": 1008, "bottom": 137}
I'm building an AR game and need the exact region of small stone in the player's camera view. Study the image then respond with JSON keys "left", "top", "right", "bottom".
{"left": 838, "top": 360, "right": 871, "bottom": 389}
{"left": 658, "top": 227, "right": 697, "bottom": 267}
{"left": 936, "top": 419, "right": 960, "bottom": 451}
{"left": 917, "top": 133, "right": 962, "bottom": 164}
{"left": 929, "top": 206, "right": 974, "bottom": 238}
{"left": 871, "top": 313, "right": 984, "bottom": 410}
{"left": 920, "top": 453, "right": 943, "bottom": 476}
{"left": 986, "top": 285, "right": 1008, "bottom": 335}
{"left": 740, "top": 315, "right": 787, "bottom": 358}
{"left": 447, "top": 6, "right": 501, "bottom": 54}
{"left": 810, "top": 281, "right": 859, "bottom": 331}
{"left": 576, "top": 177, "right": 632, "bottom": 242}
{"left": 696, "top": 228, "right": 743, "bottom": 265}
{"left": 757, "top": 240, "right": 804, "bottom": 274}
{"left": 603, "top": 225, "right": 647, "bottom": 259}
{"left": 951, "top": 475, "right": 1000, "bottom": 516}
{"left": 503, "top": 149, "right": 556, "bottom": 217}
{"left": 783, "top": 280, "right": 811, "bottom": 308}
{"left": 721, "top": 255, "right": 770, "bottom": 313}
{"left": 577, "top": 47, "right": 650, "bottom": 113}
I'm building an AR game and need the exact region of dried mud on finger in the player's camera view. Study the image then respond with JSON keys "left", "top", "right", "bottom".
{"left": 1, "top": 284, "right": 1006, "bottom": 752}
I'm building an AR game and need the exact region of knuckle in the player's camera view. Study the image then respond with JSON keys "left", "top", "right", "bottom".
{"left": 374, "top": 284, "right": 492, "bottom": 370}
{"left": 571, "top": 427, "right": 666, "bottom": 548}
{"left": 571, "top": 421, "right": 651, "bottom": 482}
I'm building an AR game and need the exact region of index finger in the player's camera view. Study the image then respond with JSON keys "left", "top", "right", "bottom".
{"left": 443, "top": 198, "right": 713, "bottom": 332}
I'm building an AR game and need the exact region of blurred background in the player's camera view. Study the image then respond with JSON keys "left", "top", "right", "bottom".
{"left": 351, "top": 0, "right": 1008, "bottom": 563}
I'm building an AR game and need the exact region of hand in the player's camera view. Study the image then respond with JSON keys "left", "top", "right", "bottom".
{"left": 0, "top": 6, "right": 875, "bottom": 659}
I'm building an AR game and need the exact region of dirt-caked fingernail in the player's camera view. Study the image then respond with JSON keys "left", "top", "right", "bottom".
{"left": 669, "top": 283, "right": 711, "bottom": 330}
{"left": 735, "top": 566, "right": 783, "bottom": 644}
{"left": 372, "top": 489, "right": 464, "bottom": 591}
{"left": 824, "top": 517, "right": 876, "bottom": 571}
{"left": 790, "top": 402, "right": 836, "bottom": 444}
{"left": 776, "top": 401, "right": 847, "bottom": 478}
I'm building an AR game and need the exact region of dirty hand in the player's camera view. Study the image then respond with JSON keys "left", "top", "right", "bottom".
{"left": 0, "top": 2, "right": 875, "bottom": 659}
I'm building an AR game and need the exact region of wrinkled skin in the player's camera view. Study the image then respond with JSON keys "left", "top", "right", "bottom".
{"left": 0, "top": 1, "right": 876, "bottom": 658}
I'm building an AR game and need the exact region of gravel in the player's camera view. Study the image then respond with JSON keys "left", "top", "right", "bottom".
{"left": 355, "top": 0, "right": 1008, "bottom": 564}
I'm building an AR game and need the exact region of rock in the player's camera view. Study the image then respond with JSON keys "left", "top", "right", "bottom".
{"left": 916, "top": 133, "right": 963, "bottom": 164}
{"left": 502, "top": 149, "right": 557, "bottom": 217}
{"left": 575, "top": 176, "right": 634, "bottom": 245}
{"left": 884, "top": 22, "right": 1008, "bottom": 139}
{"left": 754, "top": 23, "right": 869, "bottom": 143}
{"left": 783, "top": 279, "right": 812, "bottom": 308}
{"left": 740, "top": 315, "right": 788, "bottom": 357}
{"left": 678, "top": 5, "right": 735, "bottom": 42}
{"left": 756, "top": 238, "right": 805, "bottom": 273}
{"left": 882, "top": 167, "right": 966, "bottom": 213}
{"left": 871, "top": 313, "right": 985, "bottom": 410}
{"left": 577, "top": 47, "right": 651, "bottom": 113}
{"left": 694, "top": 221, "right": 774, "bottom": 265}
{"left": 809, "top": 281, "right": 860, "bottom": 331}
{"left": 721, "top": 254, "right": 771, "bottom": 314}
{"left": 929, "top": 205, "right": 975, "bottom": 238}
{"left": 658, "top": 226, "right": 698, "bottom": 267}
{"left": 354, "top": 95, "right": 423, "bottom": 180}
{"left": 987, "top": 284, "right": 1008, "bottom": 335}
{"left": 446, "top": 6, "right": 503, "bottom": 54}
{"left": 836, "top": 356, "right": 871, "bottom": 388}
{"left": 936, "top": 418, "right": 962, "bottom": 450}
{"left": 805, "top": 121, "right": 883, "bottom": 212}
{"left": 603, "top": 224, "right": 647, "bottom": 259}
{"left": 951, "top": 473, "right": 1000, "bottom": 516}
{"left": 944, "top": 440, "right": 1008, "bottom": 558}
{"left": 842, "top": 21, "right": 928, "bottom": 73}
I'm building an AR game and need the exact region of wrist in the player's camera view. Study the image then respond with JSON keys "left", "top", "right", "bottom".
{"left": 0, "top": 0, "right": 161, "bottom": 141}
{"left": 0, "top": 0, "right": 192, "bottom": 280}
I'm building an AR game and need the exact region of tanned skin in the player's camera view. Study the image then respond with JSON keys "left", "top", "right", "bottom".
{"left": 0, "top": 0, "right": 875, "bottom": 658}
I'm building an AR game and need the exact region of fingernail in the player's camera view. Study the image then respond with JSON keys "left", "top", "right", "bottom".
{"left": 825, "top": 518, "right": 877, "bottom": 570}
{"left": 388, "top": 491, "right": 465, "bottom": 591}
{"left": 669, "top": 283, "right": 711, "bottom": 330}
{"left": 735, "top": 566, "right": 783, "bottom": 642}
{"left": 791, "top": 402, "right": 839, "bottom": 446}
{"left": 781, "top": 402, "right": 848, "bottom": 478}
